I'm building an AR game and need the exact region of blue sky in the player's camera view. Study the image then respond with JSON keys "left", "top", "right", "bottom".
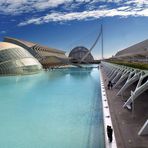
{"left": 0, "top": 0, "right": 148, "bottom": 59}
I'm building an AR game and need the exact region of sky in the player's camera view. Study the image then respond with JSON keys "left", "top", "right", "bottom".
{"left": 0, "top": 0, "right": 148, "bottom": 59}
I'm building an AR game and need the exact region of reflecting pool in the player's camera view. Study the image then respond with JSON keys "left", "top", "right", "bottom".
{"left": 0, "top": 67, "right": 104, "bottom": 148}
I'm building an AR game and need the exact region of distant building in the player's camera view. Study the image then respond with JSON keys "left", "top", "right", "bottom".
{"left": 4, "top": 37, "right": 68, "bottom": 68}
{"left": 69, "top": 46, "right": 94, "bottom": 63}
{"left": 114, "top": 39, "right": 148, "bottom": 62}
{"left": 0, "top": 42, "right": 42, "bottom": 75}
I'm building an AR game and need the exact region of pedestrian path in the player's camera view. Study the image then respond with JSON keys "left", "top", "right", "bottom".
{"left": 100, "top": 65, "right": 148, "bottom": 148}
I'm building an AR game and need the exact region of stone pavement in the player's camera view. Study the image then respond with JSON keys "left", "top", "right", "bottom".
{"left": 100, "top": 66, "right": 148, "bottom": 148}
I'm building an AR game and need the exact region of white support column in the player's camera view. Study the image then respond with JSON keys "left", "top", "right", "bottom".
{"left": 117, "top": 72, "right": 141, "bottom": 96}
{"left": 138, "top": 120, "right": 148, "bottom": 135}
{"left": 114, "top": 70, "right": 130, "bottom": 89}
{"left": 123, "top": 80, "right": 148, "bottom": 108}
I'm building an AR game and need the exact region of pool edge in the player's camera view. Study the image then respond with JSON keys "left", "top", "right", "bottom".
{"left": 99, "top": 68, "right": 117, "bottom": 148}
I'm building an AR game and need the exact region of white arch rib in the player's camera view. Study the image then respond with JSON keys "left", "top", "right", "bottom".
{"left": 114, "top": 70, "right": 131, "bottom": 88}
{"left": 123, "top": 73, "right": 148, "bottom": 109}
{"left": 112, "top": 69, "right": 125, "bottom": 83}
{"left": 108, "top": 68, "right": 116, "bottom": 78}
{"left": 117, "top": 71, "right": 142, "bottom": 96}
{"left": 109, "top": 69, "right": 120, "bottom": 81}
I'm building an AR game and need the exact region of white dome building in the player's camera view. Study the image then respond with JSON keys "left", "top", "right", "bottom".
{"left": 0, "top": 42, "right": 42, "bottom": 75}
{"left": 69, "top": 46, "right": 94, "bottom": 63}
{"left": 4, "top": 37, "right": 68, "bottom": 68}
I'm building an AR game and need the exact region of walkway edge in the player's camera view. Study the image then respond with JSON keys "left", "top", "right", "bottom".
{"left": 100, "top": 68, "right": 117, "bottom": 148}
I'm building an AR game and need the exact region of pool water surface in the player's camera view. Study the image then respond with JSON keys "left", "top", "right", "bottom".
{"left": 0, "top": 67, "right": 104, "bottom": 148}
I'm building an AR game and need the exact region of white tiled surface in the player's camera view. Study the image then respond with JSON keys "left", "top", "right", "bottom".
{"left": 100, "top": 71, "right": 117, "bottom": 148}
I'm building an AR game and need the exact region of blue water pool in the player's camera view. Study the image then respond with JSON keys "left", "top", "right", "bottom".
{"left": 0, "top": 67, "right": 104, "bottom": 148}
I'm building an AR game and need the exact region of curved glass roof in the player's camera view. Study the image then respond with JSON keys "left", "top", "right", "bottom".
{"left": 0, "top": 42, "right": 42, "bottom": 75}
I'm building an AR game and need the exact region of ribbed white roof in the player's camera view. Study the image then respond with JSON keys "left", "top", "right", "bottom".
{"left": 0, "top": 42, "right": 23, "bottom": 51}
{"left": 4, "top": 37, "right": 66, "bottom": 54}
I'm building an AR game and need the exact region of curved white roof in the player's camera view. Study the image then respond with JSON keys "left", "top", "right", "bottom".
{"left": 0, "top": 42, "right": 24, "bottom": 51}
{"left": 4, "top": 37, "right": 66, "bottom": 54}
{"left": 115, "top": 39, "right": 148, "bottom": 57}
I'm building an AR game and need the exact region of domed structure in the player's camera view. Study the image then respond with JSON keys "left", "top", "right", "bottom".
{"left": 0, "top": 42, "right": 42, "bottom": 75}
{"left": 4, "top": 37, "right": 68, "bottom": 68}
{"left": 69, "top": 46, "right": 94, "bottom": 63}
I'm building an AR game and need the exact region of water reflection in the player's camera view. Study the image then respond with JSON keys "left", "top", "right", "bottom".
{"left": 69, "top": 68, "right": 92, "bottom": 80}
{"left": 86, "top": 81, "right": 104, "bottom": 148}
{"left": 47, "top": 67, "right": 92, "bottom": 80}
{"left": 47, "top": 69, "right": 67, "bottom": 80}
{"left": 0, "top": 72, "right": 47, "bottom": 91}
{"left": 0, "top": 67, "right": 104, "bottom": 148}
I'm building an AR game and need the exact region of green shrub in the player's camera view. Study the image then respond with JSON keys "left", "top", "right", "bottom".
{"left": 107, "top": 60, "right": 148, "bottom": 70}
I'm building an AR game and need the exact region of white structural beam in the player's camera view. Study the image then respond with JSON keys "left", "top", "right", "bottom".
{"left": 123, "top": 74, "right": 148, "bottom": 109}
{"left": 109, "top": 69, "right": 120, "bottom": 81}
{"left": 114, "top": 70, "right": 130, "bottom": 89}
{"left": 108, "top": 68, "right": 117, "bottom": 78}
{"left": 138, "top": 119, "right": 148, "bottom": 135}
{"left": 117, "top": 72, "right": 141, "bottom": 96}
{"left": 101, "top": 61, "right": 148, "bottom": 137}
{"left": 112, "top": 69, "right": 126, "bottom": 84}
{"left": 106, "top": 67, "right": 113, "bottom": 76}
{"left": 135, "top": 73, "right": 148, "bottom": 89}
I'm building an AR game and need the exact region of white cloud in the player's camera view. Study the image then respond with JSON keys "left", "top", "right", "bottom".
{"left": 90, "top": 0, "right": 122, "bottom": 3}
{"left": 0, "top": 0, "right": 147, "bottom": 26}
{"left": 125, "top": 0, "right": 148, "bottom": 5}
{"left": 0, "top": 0, "right": 73, "bottom": 14}
{"left": 33, "top": 0, "right": 73, "bottom": 10}
{"left": 0, "top": 0, "right": 147, "bottom": 15}
{"left": 1, "top": 30, "right": 6, "bottom": 34}
{"left": 18, "top": 5, "right": 148, "bottom": 26}
{"left": 137, "top": 8, "right": 148, "bottom": 16}
{"left": 117, "top": 6, "right": 130, "bottom": 11}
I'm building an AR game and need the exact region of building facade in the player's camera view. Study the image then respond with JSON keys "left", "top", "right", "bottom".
{"left": 0, "top": 42, "right": 42, "bottom": 75}
{"left": 4, "top": 37, "right": 68, "bottom": 68}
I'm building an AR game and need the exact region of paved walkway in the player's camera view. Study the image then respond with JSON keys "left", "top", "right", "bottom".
{"left": 100, "top": 66, "right": 148, "bottom": 148}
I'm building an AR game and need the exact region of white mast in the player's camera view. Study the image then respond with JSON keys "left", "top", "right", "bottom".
{"left": 101, "top": 24, "right": 104, "bottom": 59}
